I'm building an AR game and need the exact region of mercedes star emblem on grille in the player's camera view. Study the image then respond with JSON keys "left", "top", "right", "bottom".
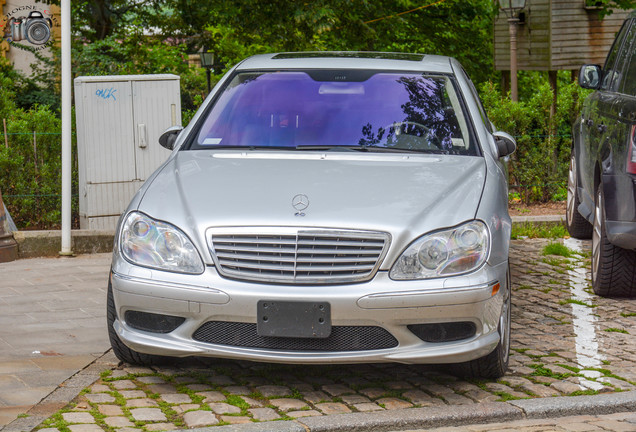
{"left": 292, "top": 194, "right": 309, "bottom": 216}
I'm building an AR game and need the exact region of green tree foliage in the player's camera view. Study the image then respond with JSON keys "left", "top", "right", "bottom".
{"left": 71, "top": 0, "right": 167, "bottom": 40}
{"left": 170, "top": 0, "right": 497, "bottom": 83}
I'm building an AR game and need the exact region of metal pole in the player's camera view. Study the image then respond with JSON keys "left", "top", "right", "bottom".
{"left": 206, "top": 68, "right": 211, "bottom": 94}
{"left": 509, "top": 17, "right": 519, "bottom": 102}
{"left": 60, "top": 0, "right": 73, "bottom": 256}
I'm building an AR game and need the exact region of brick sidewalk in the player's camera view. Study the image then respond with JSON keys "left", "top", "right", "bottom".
{"left": 17, "top": 238, "right": 636, "bottom": 431}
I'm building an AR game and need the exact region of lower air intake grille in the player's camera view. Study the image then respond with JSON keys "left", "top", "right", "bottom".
{"left": 192, "top": 321, "right": 398, "bottom": 351}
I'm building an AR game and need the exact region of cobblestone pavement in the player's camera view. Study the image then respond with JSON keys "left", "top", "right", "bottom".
{"left": 24, "top": 239, "right": 636, "bottom": 431}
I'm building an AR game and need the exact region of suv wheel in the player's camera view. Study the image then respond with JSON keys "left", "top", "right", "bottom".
{"left": 592, "top": 186, "right": 636, "bottom": 297}
{"left": 566, "top": 154, "right": 592, "bottom": 239}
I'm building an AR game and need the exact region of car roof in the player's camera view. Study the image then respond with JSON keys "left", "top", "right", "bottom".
{"left": 235, "top": 52, "right": 455, "bottom": 74}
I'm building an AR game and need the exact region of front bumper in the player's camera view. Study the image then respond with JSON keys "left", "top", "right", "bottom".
{"left": 110, "top": 260, "right": 508, "bottom": 365}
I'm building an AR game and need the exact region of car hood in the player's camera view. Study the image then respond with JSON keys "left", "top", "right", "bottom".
{"left": 137, "top": 150, "right": 486, "bottom": 264}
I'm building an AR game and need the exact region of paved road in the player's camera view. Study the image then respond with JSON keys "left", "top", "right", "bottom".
{"left": 1, "top": 238, "right": 636, "bottom": 432}
{"left": 0, "top": 253, "right": 113, "bottom": 427}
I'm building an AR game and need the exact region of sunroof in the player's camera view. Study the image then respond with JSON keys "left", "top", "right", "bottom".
{"left": 272, "top": 52, "right": 425, "bottom": 61}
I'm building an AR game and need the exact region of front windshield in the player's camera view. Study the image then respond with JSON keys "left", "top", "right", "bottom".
{"left": 191, "top": 70, "right": 476, "bottom": 155}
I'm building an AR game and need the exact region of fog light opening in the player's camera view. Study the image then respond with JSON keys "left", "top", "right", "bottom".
{"left": 125, "top": 310, "right": 185, "bottom": 334}
{"left": 408, "top": 322, "right": 477, "bottom": 343}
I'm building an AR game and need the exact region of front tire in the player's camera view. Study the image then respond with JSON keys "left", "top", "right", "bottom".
{"left": 566, "top": 153, "right": 592, "bottom": 239}
{"left": 592, "top": 187, "right": 636, "bottom": 297}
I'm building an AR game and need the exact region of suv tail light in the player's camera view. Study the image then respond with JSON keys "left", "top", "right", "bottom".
{"left": 628, "top": 125, "right": 636, "bottom": 174}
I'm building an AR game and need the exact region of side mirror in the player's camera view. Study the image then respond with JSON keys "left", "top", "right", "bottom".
{"left": 159, "top": 126, "right": 184, "bottom": 150}
{"left": 579, "top": 64, "right": 602, "bottom": 90}
{"left": 492, "top": 131, "right": 516, "bottom": 158}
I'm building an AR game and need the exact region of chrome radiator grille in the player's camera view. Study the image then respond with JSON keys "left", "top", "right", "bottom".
{"left": 207, "top": 228, "right": 390, "bottom": 284}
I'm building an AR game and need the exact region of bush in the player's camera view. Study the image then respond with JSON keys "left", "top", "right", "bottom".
{"left": 480, "top": 77, "right": 590, "bottom": 203}
{"left": 0, "top": 104, "right": 76, "bottom": 229}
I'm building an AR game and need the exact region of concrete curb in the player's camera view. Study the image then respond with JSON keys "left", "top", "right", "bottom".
{"left": 509, "top": 391, "right": 636, "bottom": 418}
{"left": 297, "top": 402, "right": 523, "bottom": 432}
{"left": 179, "top": 392, "right": 636, "bottom": 432}
{"left": 511, "top": 215, "right": 565, "bottom": 224}
{"left": 9, "top": 215, "right": 566, "bottom": 259}
{"left": 12, "top": 230, "right": 115, "bottom": 259}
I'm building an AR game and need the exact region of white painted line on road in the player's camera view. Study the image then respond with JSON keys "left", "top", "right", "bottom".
{"left": 563, "top": 238, "right": 604, "bottom": 389}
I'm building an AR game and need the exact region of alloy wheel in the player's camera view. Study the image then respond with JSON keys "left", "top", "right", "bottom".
{"left": 592, "top": 187, "right": 602, "bottom": 283}
{"left": 567, "top": 155, "right": 577, "bottom": 225}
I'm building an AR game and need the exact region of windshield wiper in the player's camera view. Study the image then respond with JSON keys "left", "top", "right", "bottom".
{"left": 200, "top": 145, "right": 294, "bottom": 151}
{"left": 295, "top": 145, "right": 445, "bottom": 154}
{"left": 295, "top": 145, "right": 364, "bottom": 151}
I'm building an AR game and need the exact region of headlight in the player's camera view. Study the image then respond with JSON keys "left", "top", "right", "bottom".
{"left": 390, "top": 220, "right": 489, "bottom": 280}
{"left": 120, "top": 212, "right": 204, "bottom": 274}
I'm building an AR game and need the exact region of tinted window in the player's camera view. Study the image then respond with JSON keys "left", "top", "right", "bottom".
{"left": 191, "top": 71, "right": 477, "bottom": 155}
{"left": 620, "top": 20, "right": 636, "bottom": 96}
{"left": 602, "top": 20, "right": 631, "bottom": 91}
{"left": 610, "top": 20, "right": 636, "bottom": 93}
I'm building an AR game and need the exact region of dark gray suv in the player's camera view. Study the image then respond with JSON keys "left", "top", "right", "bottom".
{"left": 568, "top": 10, "right": 636, "bottom": 297}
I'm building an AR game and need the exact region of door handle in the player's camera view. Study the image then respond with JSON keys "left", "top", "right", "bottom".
{"left": 138, "top": 124, "right": 147, "bottom": 148}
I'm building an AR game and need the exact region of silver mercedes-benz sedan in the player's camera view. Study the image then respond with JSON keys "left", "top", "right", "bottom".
{"left": 108, "top": 52, "right": 516, "bottom": 378}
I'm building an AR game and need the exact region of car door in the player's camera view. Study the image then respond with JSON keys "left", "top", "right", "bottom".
{"left": 608, "top": 20, "right": 636, "bottom": 222}
{"left": 578, "top": 20, "right": 632, "bottom": 212}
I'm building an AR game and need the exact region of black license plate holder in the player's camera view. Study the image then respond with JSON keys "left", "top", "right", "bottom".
{"left": 257, "top": 300, "right": 331, "bottom": 338}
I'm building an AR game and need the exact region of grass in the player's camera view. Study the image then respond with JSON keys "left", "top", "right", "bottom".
{"left": 492, "top": 391, "right": 523, "bottom": 402}
{"left": 511, "top": 222, "right": 568, "bottom": 239}
{"left": 542, "top": 257, "right": 564, "bottom": 266}
{"left": 226, "top": 395, "right": 250, "bottom": 411}
{"left": 620, "top": 312, "right": 636, "bottom": 317}
{"left": 529, "top": 364, "right": 572, "bottom": 380}
{"left": 543, "top": 242, "right": 574, "bottom": 257}
{"left": 570, "top": 389, "right": 599, "bottom": 396}
{"left": 556, "top": 364, "right": 580, "bottom": 373}
{"left": 604, "top": 328, "right": 629, "bottom": 334}
{"left": 559, "top": 299, "right": 596, "bottom": 308}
